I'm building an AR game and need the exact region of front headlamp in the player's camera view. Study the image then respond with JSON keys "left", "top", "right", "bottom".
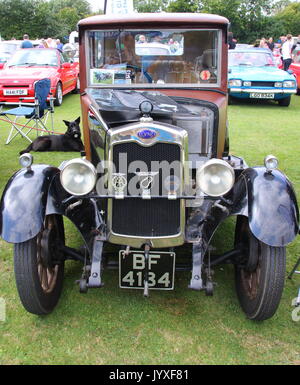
{"left": 264, "top": 154, "right": 279, "bottom": 171}
{"left": 197, "top": 159, "right": 235, "bottom": 197}
{"left": 60, "top": 158, "right": 96, "bottom": 196}
{"left": 283, "top": 80, "right": 295, "bottom": 88}
{"left": 229, "top": 79, "right": 242, "bottom": 87}
{"left": 19, "top": 153, "right": 33, "bottom": 168}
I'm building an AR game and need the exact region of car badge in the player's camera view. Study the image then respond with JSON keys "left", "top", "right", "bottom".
{"left": 13, "top": 80, "right": 19, "bottom": 83}
{"left": 137, "top": 129, "right": 157, "bottom": 139}
{"left": 112, "top": 173, "right": 127, "bottom": 194}
{"left": 135, "top": 172, "right": 159, "bottom": 189}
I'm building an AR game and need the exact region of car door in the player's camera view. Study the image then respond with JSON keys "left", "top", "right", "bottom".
{"left": 60, "top": 52, "right": 77, "bottom": 93}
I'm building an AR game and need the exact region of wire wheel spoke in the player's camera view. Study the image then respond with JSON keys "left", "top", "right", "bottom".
{"left": 36, "top": 215, "right": 60, "bottom": 294}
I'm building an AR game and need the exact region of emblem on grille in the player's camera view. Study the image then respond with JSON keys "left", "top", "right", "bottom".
{"left": 135, "top": 172, "right": 159, "bottom": 189}
{"left": 112, "top": 173, "right": 127, "bottom": 194}
{"left": 137, "top": 129, "right": 157, "bottom": 139}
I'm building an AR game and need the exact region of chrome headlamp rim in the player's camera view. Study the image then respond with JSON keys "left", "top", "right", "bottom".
{"left": 60, "top": 158, "right": 97, "bottom": 196}
{"left": 19, "top": 153, "right": 33, "bottom": 168}
{"left": 264, "top": 154, "right": 279, "bottom": 170}
{"left": 197, "top": 158, "right": 235, "bottom": 197}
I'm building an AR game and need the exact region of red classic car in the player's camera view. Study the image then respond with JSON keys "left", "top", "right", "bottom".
{"left": 0, "top": 48, "right": 79, "bottom": 106}
{"left": 290, "top": 49, "right": 300, "bottom": 94}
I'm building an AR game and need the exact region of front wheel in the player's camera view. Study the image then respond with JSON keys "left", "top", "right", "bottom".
{"left": 54, "top": 82, "right": 63, "bottom": 106}
{"left": 235, "top": 217, "right": 286, "bottom": 321}
{"left": 14, "top": 215, "right": 65, "bottom": 315}
{"left": 278, "top": 95, "right": 291, "bottom": 107}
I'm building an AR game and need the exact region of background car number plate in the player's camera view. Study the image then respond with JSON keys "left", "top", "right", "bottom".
{"left": 3, "top": 89, "right": 28, "bottom": 95}
{"left": 250, "top": 92, "right": 274, "bottom": 99}
{"left": 119, "top": 250, "right": 175, "bottom": 290}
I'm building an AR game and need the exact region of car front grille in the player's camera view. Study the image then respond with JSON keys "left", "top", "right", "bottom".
{"left": 111, "top": 142, "right": 181, "bottom": 237}
{"left": 250, "top": 81, "right": 275, "bottom": 87}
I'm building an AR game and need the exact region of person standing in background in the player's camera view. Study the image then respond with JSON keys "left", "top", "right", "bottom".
{"left": 56, "top": 39, "right": 63, "bottom": 52}
{"left": 21, "top": 34, "right": 33, "bottom": 48}
{"left": 267, "top": 37, "right": 274, "bottom": 51}
{"left": 282, "top": 34, "right": 293, "bottom": 71}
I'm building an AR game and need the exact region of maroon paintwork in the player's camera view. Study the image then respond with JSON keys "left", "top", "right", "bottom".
{"left": 78, "top": 13, "right": 229, "bottom": 159}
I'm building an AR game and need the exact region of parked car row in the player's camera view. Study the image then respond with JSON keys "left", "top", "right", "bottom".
{"left": 0, "top": 42, "right": 298, "bottom": 108}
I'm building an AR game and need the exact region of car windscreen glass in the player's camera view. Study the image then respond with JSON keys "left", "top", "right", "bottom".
{"left": 0, "top": 43, "right": 18, "bottom": 54}
{"left": 229, "top": 51, "right": 275, "bottom": 67}
{"left": 87, "top": 29, "right": 220, "bottom": 86}
{"left": 7, "top": 49, "right": 58, "bottom": 67}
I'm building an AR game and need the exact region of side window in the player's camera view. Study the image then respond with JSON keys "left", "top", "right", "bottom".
{"left": 60, "top": 52, "right": 68, "bottom": 63}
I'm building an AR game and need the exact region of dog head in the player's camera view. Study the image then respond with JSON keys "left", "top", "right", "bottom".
{"left": 63, "top": 117, "right": 81, "bottom": 139}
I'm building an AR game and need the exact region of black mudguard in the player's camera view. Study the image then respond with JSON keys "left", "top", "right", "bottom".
{"left": 0, "top": 165, "right": 59, "bottom": 243}
{"left": 240, "top": 167, "right": 299, "bottom": 247}
{"left": 192, "top": 166, "right": 299, "bottom": 253}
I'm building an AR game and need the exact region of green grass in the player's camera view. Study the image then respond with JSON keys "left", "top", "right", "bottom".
{"left": 0, "top": 94, "right": 300, "bottom": 365}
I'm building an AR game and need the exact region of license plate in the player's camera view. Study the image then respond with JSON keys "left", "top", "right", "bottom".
{"left": 119, "top": 250, "right": 175, "bottom": 290}
{"left": 3, "top": 89, "right": 28, "bottom": 96}
{"left": 250, "top": 92, "right": 274, "bottom": 99}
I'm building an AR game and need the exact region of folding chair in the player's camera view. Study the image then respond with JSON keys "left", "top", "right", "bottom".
{"left": 288, "top": 257, "right": 300, "bottom": 307}
{"left": 0, "top": 78, "right": 54, "bottom": 145}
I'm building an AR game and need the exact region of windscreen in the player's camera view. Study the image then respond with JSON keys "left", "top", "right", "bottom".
{"left": 88, "top": 29, "right": 220, "bottom": 86}
{"left": 7, "top": 49, "right": 58, "bottom": 67}
{"left": 229, "top": 51, "right": 275, "bottom": 67}
{"left": 0, "top": 43, "right": 18, "bottom": 54}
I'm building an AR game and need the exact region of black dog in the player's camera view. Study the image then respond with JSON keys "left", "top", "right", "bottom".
{"left": 20, "top": 117, "right": 84, "bottom": 155}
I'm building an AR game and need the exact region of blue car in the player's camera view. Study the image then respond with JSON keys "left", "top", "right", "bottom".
{"left": 228, "top": 48, "right": 297, "bottom": 106}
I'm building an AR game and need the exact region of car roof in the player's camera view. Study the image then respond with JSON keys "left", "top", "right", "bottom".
{"left": 78, "top": 12, "right": 229, "bottom": 28}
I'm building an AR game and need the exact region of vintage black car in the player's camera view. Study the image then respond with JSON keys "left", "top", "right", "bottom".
{"left": 0, "top": 13, "right": 299, "bottom": 320}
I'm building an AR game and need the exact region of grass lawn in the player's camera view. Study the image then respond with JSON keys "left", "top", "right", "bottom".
{"left": 0, "top": 93, "right": 299, "bottom": 365}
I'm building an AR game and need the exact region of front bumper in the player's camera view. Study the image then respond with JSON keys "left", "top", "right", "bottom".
{"left": 229, "top": 87, "right": 296, "bottom": 99}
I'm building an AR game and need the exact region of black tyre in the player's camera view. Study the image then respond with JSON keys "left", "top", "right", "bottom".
{"left": 296, "top": 88, "right": 300, "bottom": 96}
{"left": 235, "top": 217, "right": 286, "bottom": 321}
{"left": 54, "top": 82, "right": 63, "bottom": 106}
{"left": 14, "top": 215, "right": 65, "bottom": 315}
{"left": 278, "top": 95, "right": 291, "bottom": 107}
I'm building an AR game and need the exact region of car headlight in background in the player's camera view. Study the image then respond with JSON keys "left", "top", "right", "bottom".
{"left": 197, "top": 159, "right": 235, "bottom": 197}
{"left": 243, "top": 81, "right": 251, "bottom": 87}
{"left": 228, "top": 79, "right": 242, "bottom": 87}
{"left": 60, "top": 158, "right": 97, "bottom": 196}
{"left": 274, "top": 82, "right": 283, "bottom": 87}
{"left": 283, "top": 80, "right": 296, "bottom": 88}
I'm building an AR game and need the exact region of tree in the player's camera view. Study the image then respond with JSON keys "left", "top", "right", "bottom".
{"left": 133, "top": 0, "right": 167, "bottom": 12}
{"left": 167, "top": 0, "right": 198, "bottom": 12}
{"left": 0, "top": 0, "right": 41, "bottom": 39}
{"left": 274, "top": 2, "right": 300, "bottom": 35}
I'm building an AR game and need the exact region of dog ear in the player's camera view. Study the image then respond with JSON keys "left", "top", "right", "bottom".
{"left": 75, "top": 116, "right": 80, "bottom": 124}
{"left": 63, "top": 120, "right": 70, "bottom": 127}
